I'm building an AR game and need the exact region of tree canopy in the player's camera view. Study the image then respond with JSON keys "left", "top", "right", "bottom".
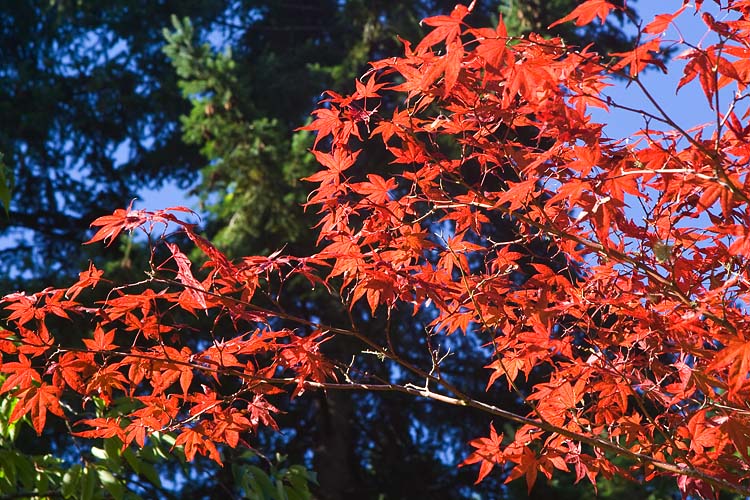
{"left": 0, "top": 1, "right": 639, "bottom": 286}
{"left": 10, "top": 1, "right": 746, "bottom": 499}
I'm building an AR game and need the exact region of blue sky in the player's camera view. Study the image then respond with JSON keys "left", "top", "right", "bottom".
{"left": 593, "top": 1, "right": 723, "bottom": 140}
{"left": 137, "top": 1, "right": 723, "bottom": 214}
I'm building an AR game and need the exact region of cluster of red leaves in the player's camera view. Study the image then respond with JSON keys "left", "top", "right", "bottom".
{"left": 300, "top": 1, "right": 750, "bottom": 497}
{"left": 4, "top": 1, "right": 750, "bottom": 498}
{"left": 0, "top": 207, "right": 333, "bottom": 464}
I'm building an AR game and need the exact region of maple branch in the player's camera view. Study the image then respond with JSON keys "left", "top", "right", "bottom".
{"left": 283, "top": 379, "right": 750, "bottom": 497}
{"left": 613, "top": 168, "right": 715, "bottom": 181}
{"left": 146, "top": 275, "right": 480, "bottom": 405}
{"left": 8, "top": 285, "right": 749, "bottom": 497}
{"left": 567, "top": 42, "right": 750, "bottom": 207}
{"left": 435, "top": 192, "right": 696, "bottom": 471}
{"left": 115, "top": 276, "right": 750, "bottom": 496}
{"left": 630, "top": 69, "right": 750, "bottom": 205}
{"left": 435, "top": 232, "right": 546, "bottom": 419}
{"left": 8, "top": 8, "right": 750, "bottom": 499}
{"left": 433, "top": 194, "right": 736, "bottom": 335}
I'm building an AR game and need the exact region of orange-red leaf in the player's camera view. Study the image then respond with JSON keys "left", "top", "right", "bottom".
{"left": 165, "top": 242, "right": 207, "bottom": 309}
{"left": 10, "top": 383, "right": 64, "bottom": 435}
{"left": 549, "top": 0, "right": 617, "bottom": 28}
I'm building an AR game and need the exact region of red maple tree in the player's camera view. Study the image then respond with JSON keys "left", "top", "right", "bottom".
{"left": 3, "top": 1, "right": 750, "bottom": 497}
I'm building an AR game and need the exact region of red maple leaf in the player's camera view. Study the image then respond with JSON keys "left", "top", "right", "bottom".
{"left": 165, "top": 242, "right": 207, "bottom": 309}
{"left": 10, "top": 383, "right": 65, "bottom": 435}
{"left": 461, "top": 423, "right": 504, "bottom": 483}
{"left": 82, "top": 325, "right": 117, "bottom": 352}
{"left": 549, "top": 0, "right": 619, "bottom": 28}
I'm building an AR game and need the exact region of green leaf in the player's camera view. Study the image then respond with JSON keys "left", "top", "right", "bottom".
{"left": 246, "top": 465, "right": 278, "bottom": 499}
{"left": 61, "top": 465, "right": 82, "bottom": 499}
{"left": 91, "top": 446, "right": 108, "bottom": 461}
{"left": 0, "top": 397, "right": 20, "bottom": 441}
{"left": 80, "top": 466, "right": 96, "bottom": 500}
{"left": 152, "top": 431, "right": 176, "bottom": 448}
{"left": 285, "top": 488, "right": 304, "bottom": 500}
{"left": 138, "top": 460, "right": 160, "bottom": 487}
{"left": 235, "top": 464, "right": 252, "bottom": 497}
{"left": 275, "top": 478, "right": 287, "bottom": 500}
{"left": 0, "top": 451, "right": 16, "bottom": 490}
{"left": 98, "top": 468, "right": 124, "bottom": 500}
{"left": 142, "top": 433, "right": 174, "bottom": 462}
{"left": 0, "top": 474, "right": 12, "bottom": 494}
{"left": 122, "top": 447, "right": 140, "bottom": 475}
{"left": 286, "top": 465, "right": 314, "bottom": 494}
{"left": 35, "top": 466, "right": 50, "bottom": 495}
{"left": 104, "top": 437, "right": 123, "bottom": 466}
{"left": 15, "top": 454, "right": 35, "bottom": 490}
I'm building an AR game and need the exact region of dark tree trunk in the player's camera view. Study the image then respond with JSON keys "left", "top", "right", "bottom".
{"left": 314, "top": 390, "right": 359, "bottom": 500}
